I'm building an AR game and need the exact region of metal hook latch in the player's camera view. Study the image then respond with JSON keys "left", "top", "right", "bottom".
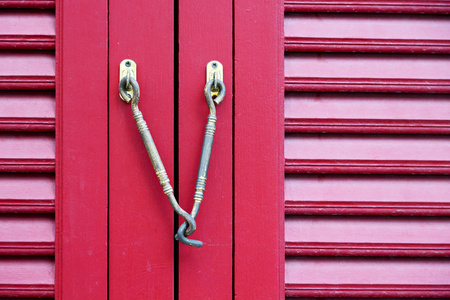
{"left": 206, "top": 61, "right": 223, "bottom": 100}
{"left": 119, "top": 59, "right": 137, "bottom": 103}
{"left": 118, "top": 59, "right": 225, "bottom": 248}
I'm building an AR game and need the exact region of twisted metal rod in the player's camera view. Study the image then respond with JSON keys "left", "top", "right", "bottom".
{"left": 174, "top": 79, "right": 226, "bottom": 247}
{"left": 118, "top": 76, "right": 197, "bottom": 238}
{"left": 118, "top": 76, "right": 225, "bottom": 247}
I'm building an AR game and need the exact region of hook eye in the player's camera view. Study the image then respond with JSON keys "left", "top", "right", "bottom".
{"left": 119, "top": 76, "right": 140, "bottom": 104}
{"left": 204, "top": 79, "right": 226, "bottom": 105}
{"left": 175, "top": 222, "right": 203, "bottom": 247}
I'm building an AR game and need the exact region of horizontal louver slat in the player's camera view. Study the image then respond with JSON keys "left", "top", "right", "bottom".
{"left": 285, "top": 159, "right": 450, "bottom": 175}
{"left": 0, "top": 1, "right": 55, "bottom": 9}
{"left": 286, "top": 242, "right": 450, "bottom": 257}
{"left": 285, "top": 118, "right": 450, "bottom": 134}
{"left": 0, "top": 76, "right": 55, "bottom": 90}
{"left": 285, "top": 77, "right": 450, "bottom": 93}
{"left": 0, "top": 35, "right": 55, "bottom": 50}
{"left": 0, "top": 199, "right": 54, "bottom": 213}
{"left": 285, "top": 284, "right": 450, "bottom": 298}
{"left": 0, "top": 242, "right": 54, "bottom": 256}
{"left": 0, "top": 118, "right": 55, "bottom": 131}
{"left": 285, "top": 37, "right": 450, "bottom": 54}
{"left": 0, "top": 284, "right": 54, "bottom": 298}
{"left": 0, "top": 159, "right": 55, "bottom": 173}
{"left": 285, "top": 200, "right": 450, "bottom": 216}
{"left": 285, "top": 1, "right": 450, "bottom": 14}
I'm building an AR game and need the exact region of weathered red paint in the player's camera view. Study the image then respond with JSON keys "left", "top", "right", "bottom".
{"left": 178, "top": 1, "right": 233, "bottom": 298}
{"left": 56, "top": 0, "right": 108, "bottom": 298}
{"left": 108, "top": 0, "right": 175, "bottom": 298}
{"left": 285, "top": 0, "right": 450, "bottom": 14}
{"left": 234, "top": 0, "right": 285, "bottom": 299}
{"left": 285, "top": 1, "right": 450, "bottom": 297}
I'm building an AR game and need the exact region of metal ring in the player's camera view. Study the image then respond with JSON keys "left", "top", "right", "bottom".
{"left": 175, "top": 222, "right": 203, "bottom": 247}
{"left": 204, "top": 78, "right": 226, "bottom": 106}
{"left": 118, "top": 76, "right": 140, "bottom": 104}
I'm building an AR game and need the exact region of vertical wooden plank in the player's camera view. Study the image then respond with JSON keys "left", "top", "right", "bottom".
{"left": 234, "top": 0, "right": 285, "bottom": 299}
{"left": 178, "top": 1, "right": 233, "bottom": 299}
{"left": 108, "top": 0, "right": 175, "bottom": 298}
{"left": 55, "top": 0, "right": 108, "bottom": 298}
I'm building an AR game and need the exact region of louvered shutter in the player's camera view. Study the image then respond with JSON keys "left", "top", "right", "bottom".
{"left": 0, "top": 1, "right": 55, "bottom": 298}
{"left": 284, "top": 1, "right": 450, "bottom": 298}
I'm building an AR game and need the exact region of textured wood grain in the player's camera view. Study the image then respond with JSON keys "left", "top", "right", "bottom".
{"left": 235, "top": 0, "right": 285, "bottom": 299}
{"left": 178, "top": 1, "right": 233, "bottom": 299}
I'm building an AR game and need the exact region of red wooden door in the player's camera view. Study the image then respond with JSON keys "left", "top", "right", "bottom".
{"left": 108, "top": 1, "right": 283, "bottom": 299}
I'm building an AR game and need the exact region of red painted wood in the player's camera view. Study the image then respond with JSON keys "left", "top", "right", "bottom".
{"left": 0, "top": 1, "right": 54, "bottom": 9}
{"left": 0, "top": 199, "right": 54, "bottom": 213}
{"left": 177, "top": 1, "right": 233, "bottom": 298}
{"left": 0, "top": 50, "right": 54, "bottom": 76}
{"left": 0, "top": 214, "right": 54, "bottom": 242}
{"left": 0, "top": 132, "right": 54, "bottom": 159}
{"left": 284, "top": 3, "right": 450, "bottom": 296}
{"left": 0, "top": 117, "right": 55, "bottom": 131}
{"left": 285, "top": 93, "right": 450, "bottom": 121}
{"left": 0, "top": 284, "right": 54, "bottom": 298}
{"left": 285, "top": 159, "right": 450, "bottom": 175}
{"left": 0, "top": 258, "right": 54, "bottom": 288}
{"left": 1, "top": 9, "right": 55, "bottom": 36}
{"left": 285, "top": 200, "right": 450, "bottom": 216}
{"left": 0, "top": 158, "right": 54, "bottom": 172}
{"left": 285, "top": 257, "right": 450, "bottom": 285}
{"left": 285, "top": 13, "right": 450, "bottom": 41}
{"left": 108, "top": 1, "right": 175, "bottom": 298}
{"left": 0, "top": 173, "right": 54, "bottom": 200}
{"left": 235, "top": 0, "right": 285, "bottom": 299}
{"left": 0, "top": 91, "right": 55, "bottom": 119}
{"left": 0, "top": 35, "right": 55, "bottom": 50}
{"left": 55, "top": 0, "right": 108, "bottom": 298}
{"left": 285, "top": 174, "right": 450, "bottom": 203}
{"left": 285, "top": 0, "right": 450, "bottom": 14}
{"left": 285, "top": 37, "right": 450, "bottom": 54}
{"left": 0, "top": 241, "right": 54, "bottom": 256}
{"left": 285, "top": 242, "right": 450, "bottom": 257}
{"left": 285, "top": 134, "right": 450, "bottom": 160}
{"left": 285, "top": 118, "right": 450, "bottom": 134}
{"left": 0, "top": 76, "right": 55, "bottom": 90}
{"left": 286, "top": 216, "right": 450, "bottom": 245}
{"left": 285, "top": 283, "right": 450, "bottom": 298}
{"left": 285, "top": 54, "right": 450, "bottom": 80}
{"left": 286, "top": 77, "right": 450, "bottom": 93}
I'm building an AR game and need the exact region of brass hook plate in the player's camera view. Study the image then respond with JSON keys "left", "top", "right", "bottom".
{"left": 206, "top": 61, "right": 223, "bottom": 98}
{"left": 119, "top": 59, "right": 137, "bottom": 102}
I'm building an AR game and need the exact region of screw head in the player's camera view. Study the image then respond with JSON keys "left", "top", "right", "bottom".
{"left": 125, "top": 61, "right": 131, "bottom": 67}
